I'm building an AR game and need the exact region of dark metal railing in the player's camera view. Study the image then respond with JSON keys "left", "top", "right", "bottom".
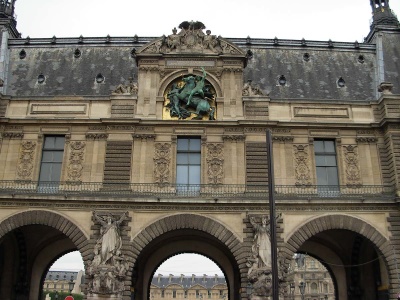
{"left": 0, "top": 181, "right": 395, "bottom": 201}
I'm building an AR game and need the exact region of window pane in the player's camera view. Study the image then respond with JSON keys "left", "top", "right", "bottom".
{"left": 54, "top": 137, "right": 65, "bottom": 149}
{"left": 177, "top": 139, "right": 189, "bottom": 151}
{"left": 314, "top": 141, "right": 324, "bottom": 153}
{"left": 325, "top": 155, "right": 337, "bottom": 166}
{"left": 324, "top": 141, "right": 335, "bottom": 153}
{"left": 327, "top": 167, "right": 339, "bottom": 185}
{"left": 189, "top": 166, "right": 201, "bottom": 185}
{"left": 39, "top": 163, "right": 52, "bottom": 181}
{"left": 44, "top": 137, "right": 56, "bottom": 149}
{"left": 177, "top": 153, "right": 188, "bottom": 165}
{"left": 188, "top": 153, "right": 201, "bottom": 164}
{"left": 177, "top": 166, "right": 188, "bottom": 185}
{"left": 316, "top": 167, "right": 328, "bottom": 185}
{"left": 315, "top": 156, "right": 326, "bottom": 166}
{"left": 189, "top": 138, "right": 201, "bottom": 151}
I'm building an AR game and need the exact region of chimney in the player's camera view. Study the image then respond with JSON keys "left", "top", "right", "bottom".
{"left": 158, "top": 274, "right": 163, "bottom": 283}
{"left": 214, "top": 274, "right": 218, "bottom": 284}
{"left": 203, "top": 274, "right": 207, "bottom": 283}
{"left": 181, "top": 274, "right": 184, "bottom": 283}
{"left": 169, "top": 274, "right": 173, "bottom": 283}
{"left": 192, "top": 274, "right": 195, "bottom": 283}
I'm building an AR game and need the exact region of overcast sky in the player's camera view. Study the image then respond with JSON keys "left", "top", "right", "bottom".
{"left": 40, "top": 0, "right": 400, "bottom": 272}
{"left": 15, "top": 0, "right": 400, "bottom": 42}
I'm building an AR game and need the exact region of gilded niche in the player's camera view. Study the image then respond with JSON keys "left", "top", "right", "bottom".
{"left": 163, "top": 67, "right": 216, "bottom": 120}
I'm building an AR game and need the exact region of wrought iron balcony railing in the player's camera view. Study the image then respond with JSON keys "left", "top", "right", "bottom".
{"left": 0, "top": 181, "right": 396, "bottom": 201}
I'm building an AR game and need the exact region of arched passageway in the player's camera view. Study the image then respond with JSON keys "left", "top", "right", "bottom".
{"left": 285, "top": 214, "right": 392, "bottom": 300}
{"left": 131, "top": 214, "right": 243, "bottom": 300}
{"left": 0, "top": 210, "right": 88, "bottom": 300}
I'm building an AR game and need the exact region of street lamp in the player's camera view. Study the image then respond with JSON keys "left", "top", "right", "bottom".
{"left": 289, "top": 282, "right": 295, "bottom": 300}
{"left": 54, "top": 291, "right": 59, "bottom": 300}
{"left": 68, "top": 276, "right": 74, "bottom": 295}
{"left": 299, "top": 281, "right": 306, "bottom": 300}
{"left": 324, "top": 295, "right": 328, "bottom": 300}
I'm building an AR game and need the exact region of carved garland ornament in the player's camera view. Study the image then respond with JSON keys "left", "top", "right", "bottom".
{"left": 293, "top": 145, "right": 312, "bottom": 186}
{"left": 206, "top": 144, "right": 224, "bottom": 184}
{"left": 16, "top": 141, "right": 36, "bottom": 180}
{"left": 154, "top": 143, "right": 171, "bottom": 184}
{"left": 67, "top": 141, "right": 85, "bottom": 182}
{"left": 343, "top": 145, "right": 362, "bottom": 185}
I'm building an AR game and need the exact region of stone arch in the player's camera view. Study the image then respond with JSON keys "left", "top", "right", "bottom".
{"left": 131, "top": 213, "right": 244, "bottom": 300}
{"left": 0, "top": 210, "right": 89, "bottom": 258}
{"left": 284, "top": 214, "right": 394, "bottom": 298}
{"left": 157, "top": 69, "right": 223, "bottom": 98}
{"left": 132, "top": 213, "right": 242, "bottom": 262}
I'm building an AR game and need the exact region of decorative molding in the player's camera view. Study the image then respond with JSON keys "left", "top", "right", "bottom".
{"left": 86, "top": 133, "right": 109, "bottom": 141}
{"left": 2, "top": 132, "right": 23, "bottom": 139}
{"left": 30, "top": 104, "right": 87, "bottom": 114}
{"left": 356, "top": 137, "right": 377, "bottom": 143}
{"left": 222, "top": 135, "right": 246, "bottom": 141}
{"left": 293, "top": 145, "right": 312, "bottom": 186}
{"left": 154, "top": 143, "right": 171, "bottom": 184}
{"left": 206, "top": 144, "right": 224, "bottom": 184}
{"left": 67, "top": 141, "right": 86, "bottom": 182}
{"left": 295, "top": 107, "right": 349, "bottom": 118}
{"left": 16, "top": 141, "right": 36, "bottom": 180}
{"left": 273, "top": 136, "right": 294, "bottom": 142}
{"left": 343, "top": 145, "right": 362, "bottom": 186}
{"left": 132, "top": 134, "right": 155, "bottom": 141}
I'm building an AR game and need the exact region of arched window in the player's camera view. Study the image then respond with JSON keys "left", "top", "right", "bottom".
{"left": 311, "top": 282, "right": 318, "bottom": 293}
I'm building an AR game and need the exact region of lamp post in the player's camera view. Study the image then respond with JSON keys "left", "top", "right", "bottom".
{"left": 54, "top": 290, "right": 59, "bottom": 300}
{"left": 68, "top": 276, "right": 74, "bottom": 295}
{"left": 299, "top": 281, "right": 306, "bottom": 300}
{"left": 290, "top": 282, "right": 295, "bottom": 300}
{"left": 324, "top": 295, "right": 328, "bottom": 300}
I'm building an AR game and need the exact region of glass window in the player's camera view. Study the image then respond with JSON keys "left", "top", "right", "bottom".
{"left": 177, "top": 137, "right": 201, "bottom": 193}
{"left": 314, "top": 140, "right": 339, "bottom": 194}
{"left": 38, "top": 136, "right": 65, "bottom": 192}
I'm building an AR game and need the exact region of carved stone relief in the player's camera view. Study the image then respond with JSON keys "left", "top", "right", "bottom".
{"left": 16, "top": 141, "right": 36, "bottom": 180}
{"left": 112, "top": 77, "right": 138, "bottom": 95}
{"left": 67, "top": 141, "right": 85, "bottom": 182}
{"left": 88, "top": 211, "right": 129, "bottom": 296}
{"left": 206, "top": 144, "right": 224, "bottom": 184}
{"left": 154, "top": 143, "right": 171, "bottom": 184}
{"left": 293, "top": 145, "right": 312, "bottom": 186}
{"left": 243, "top": 80, "right": 265, "bottom": 96}
{"left": 343, "top": 145, "right": 362, "bottom": 186}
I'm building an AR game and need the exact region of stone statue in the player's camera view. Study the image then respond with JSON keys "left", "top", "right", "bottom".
{"left": 88, "top": 211, "right": 129, "bottom": 296}
{"left": 242, "top": 80, "right": 264, "bottom": 96}
{"left": 165, "top": 67, "right": 216, "bottom": 120}
{"left": 93, "top": 211, "right": 127, "bottom": 264}
{"left": 112, "top": 77, "right": 138, "bottom": 95}
{"left": 250, "top": 216, "right": 272, "bottom": 270}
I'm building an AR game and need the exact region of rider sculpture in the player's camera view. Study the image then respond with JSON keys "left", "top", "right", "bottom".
{"left": 166, "top": 67, "right": 216, "bottom": 120}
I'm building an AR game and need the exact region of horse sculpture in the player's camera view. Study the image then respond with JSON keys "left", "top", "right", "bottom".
{"left": 166, "top": 68, "right": 216, "bottom": 120}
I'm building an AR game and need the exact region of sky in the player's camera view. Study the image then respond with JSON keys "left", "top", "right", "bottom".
{"left": 50, "top": 252, "right": 224, "bottom": 276}
{"left": 36, "top": 0, "right": 400, "bottom": 273}
{"left": 15, "top": 0, "right": 400, "bottom": 42}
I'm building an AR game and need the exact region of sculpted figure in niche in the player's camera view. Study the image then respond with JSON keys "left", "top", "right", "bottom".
{"left": 165, "top": 67, "right": 216, "bottom": 120}
{"left": 93, "top": 211, "right": 128, "bottom": 265}
{"left": 249, "top": 216, "right": 272, "bottom": 270}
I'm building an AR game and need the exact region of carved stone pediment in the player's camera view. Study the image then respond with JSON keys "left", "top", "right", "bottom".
{"left": 137, "top": 21, "right": 246, "bottom": 57}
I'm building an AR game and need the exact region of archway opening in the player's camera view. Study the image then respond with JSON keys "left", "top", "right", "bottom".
{"left": 132, "top": 228, "right": 241, "bottom": 300}
{"left": 0, "top": 223, "right": 84, "bottom": 300}
{"left": 294, "top": 229, "right": 390, "bottom": 300}
{"left": 41, "top": 251, "right": 85, "bottom": 299}
{"left": 150, "top": 253, "right": 227, "bottom": 300}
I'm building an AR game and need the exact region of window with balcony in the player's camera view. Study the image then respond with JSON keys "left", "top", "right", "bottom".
{"left": 314, "top": 140, "right": 339, "bottom": 196}
{"left": 38, "top": 136, "right": 65, "bottom": 192}
{"left": 176, "top": 137, "right": 201, "bottom": 194}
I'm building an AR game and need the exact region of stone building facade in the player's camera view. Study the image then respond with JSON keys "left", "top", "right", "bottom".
{"left": 150, "top": 274, "right": 228, "bottom": 300}
{"left": 0, "top": 0, "right": 399, "bottom": 300}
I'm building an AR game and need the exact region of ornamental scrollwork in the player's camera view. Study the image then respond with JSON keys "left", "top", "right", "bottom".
{"left": 293, "top": 145, "right": 312, "bottom": 186}
{"left": 154, "top": 143, "right": 171, "bottom": 184}
{"left": 67, "top": 141, "right": 85, "bottom": 182}
{"left": 16, "top": 141, "right": 36, "bottom": 180}
{"left": 206, "top": 144, "right": 224, "bottom": 184}
{"left": 343, "top": 145, "right": 362, "bottom": 186}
